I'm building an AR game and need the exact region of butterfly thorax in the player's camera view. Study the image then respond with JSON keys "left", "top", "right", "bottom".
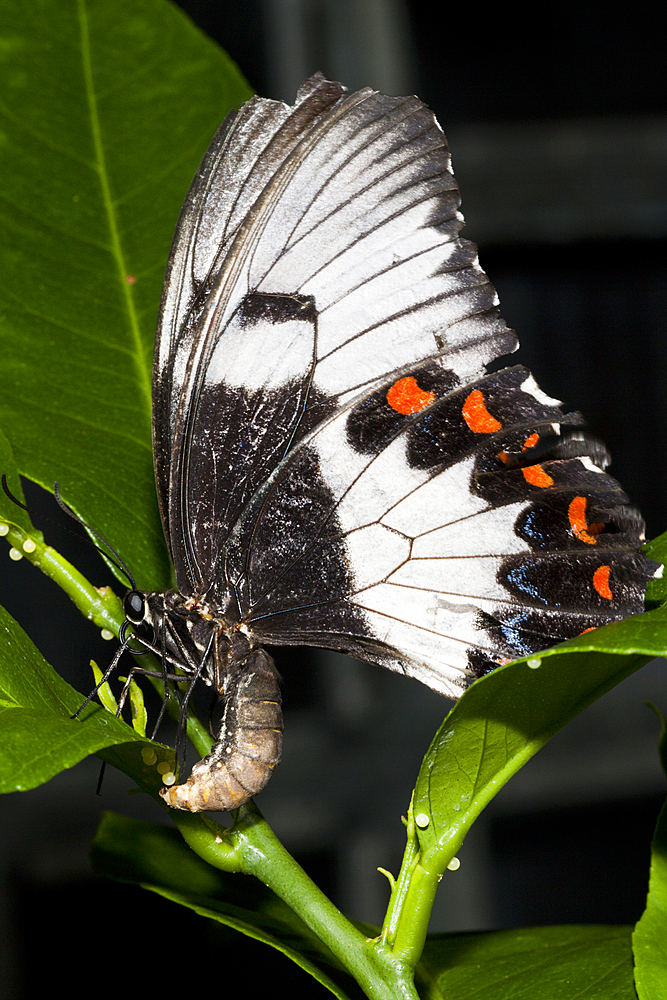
{"left": 126, "top": 588, "right": 258, "bottom": 695}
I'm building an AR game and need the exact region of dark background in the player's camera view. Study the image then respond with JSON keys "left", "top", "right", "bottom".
{"left": 2, "top": 2, "right": 666, "bottom": 997}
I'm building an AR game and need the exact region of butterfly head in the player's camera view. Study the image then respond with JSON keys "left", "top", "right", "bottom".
{"left": 123, "top": 589, "right": 147, "bottom": 625}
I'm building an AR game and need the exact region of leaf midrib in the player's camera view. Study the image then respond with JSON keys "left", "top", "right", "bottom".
{"left": 78, "top": 0, "right": 152, "bottom": 420}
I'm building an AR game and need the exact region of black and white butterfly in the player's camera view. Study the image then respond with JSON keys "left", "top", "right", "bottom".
{"left": 120, "top": 73, "right": 653, "bottom": 812}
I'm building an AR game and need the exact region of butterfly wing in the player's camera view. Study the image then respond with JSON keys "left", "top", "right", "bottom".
{"left": 153, "top": 74, "right": 653, "bottom": 697}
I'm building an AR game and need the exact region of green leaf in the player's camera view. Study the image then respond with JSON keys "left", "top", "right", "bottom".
{"left": 0, "top": 0, "right": 252, "bottom": 589}
{"left": 0, "top": 601, "right": 150, "bottom": 792}
{"left": 418, "top": 925, "right": 636, "bottom": 999}
{"left": 128, "top": 675, "right": 148, "bottom": 736}
{"left": 414, "top": 609, "right": 666, "bottom": 873}
{"left": 91, "top": 812, "right": 367, "bottom": 1000}
{"left": 644, "top": 532, "right": 667, "bottom": 604}
{"left": 0, "top": 425, "right": 32, "bottom": 533}
{"left": 90, "top": 659, "right": 119, "bottom": 714}
{"left": 633, "top": 707, "right": 667, "bottom": 1000}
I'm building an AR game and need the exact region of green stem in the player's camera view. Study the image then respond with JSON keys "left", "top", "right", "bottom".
{"left": 390, "top": 858, "right": 440, "bottom": 967}
{"left": 168, "top": 809, "right": 244, "bottom": 872}
{"left": 174, "top": 802, "right": 421, "bottom": 1000}
{"left": 381, "top": 809, "right": 420, "bottom": 947}
{"left": 380, "top": 799, "right": 441, "bottom": 968}
{"left": 2, "top": 520, "right": 124, "bottom": 632}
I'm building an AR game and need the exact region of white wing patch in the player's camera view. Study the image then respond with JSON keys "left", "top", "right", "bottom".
{"left": 412, "top": 502, "right": 531, "bottom": 559}
{"left": 318, "top": 433, "right": 433, "bottom": 532}
{"left": 206, "top": 308, "right": 315, "bottom": 394}
{"left": 354, "top": 587, "right": 493, "bottom": 695}
{"left": 381, "top": 457, "right": 486, "bottom": 536}
{"left": 345, "top": 523, "right": 411, "bottom": 591}
{"left": 388, "top": 555, "right": 514, "bottom": 602}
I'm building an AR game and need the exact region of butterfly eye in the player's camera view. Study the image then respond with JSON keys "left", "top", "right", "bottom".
{"left": 124, "top": 590, "right": 146, "bottom": 624}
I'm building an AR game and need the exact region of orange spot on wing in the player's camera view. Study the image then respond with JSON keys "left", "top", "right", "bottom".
{"left": 386, "top": 377, "right": 436, "bottom": 415}
{"left": 462, "top": 389, "right": 502, "bottom": 433}
{"left": 593, "top": 565, "right": 613, "bottom": 600}
{"left": 579, "top": 627, "right": 597, "bottom": 635}
{"left": 499, "top": 432, "right": 540, "bottom": 465}
{"left": 568, "top": 495, "right": 605, "bottom": 545}
{"left": 522, "top": 464, "right": 554, "bottom": 487}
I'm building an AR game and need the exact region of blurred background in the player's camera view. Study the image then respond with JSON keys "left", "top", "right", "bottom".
{"left": 2, "top": 2, "right": 666, "bottom": 996}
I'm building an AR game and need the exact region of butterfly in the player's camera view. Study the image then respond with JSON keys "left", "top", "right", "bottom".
{"left": 119, "top": 73, "right": 654, "bottom": 812}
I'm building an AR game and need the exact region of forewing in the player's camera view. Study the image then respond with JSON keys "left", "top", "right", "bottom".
{"left": 154, "top": 76, "right": 344, "bottom": 571}
{"left": 153, "top": 74, "right": 514, "bottom": 594}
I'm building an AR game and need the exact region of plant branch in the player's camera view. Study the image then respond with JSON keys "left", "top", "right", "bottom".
{"left": 173, "top": 802, "right": 422, "bottom": 1000}
{"left": 0, "top": 519, "right": 123, "bottom": 632}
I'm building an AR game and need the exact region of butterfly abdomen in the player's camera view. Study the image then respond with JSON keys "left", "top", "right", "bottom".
{"left": 160, "top": 648, "right": 282, "bottom": 812}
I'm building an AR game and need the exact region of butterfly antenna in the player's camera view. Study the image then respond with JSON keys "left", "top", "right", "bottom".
{"left": 53, "top": 482, "right": 136, "bottom": 588}
{"left": 2, "top": 474, "right": 137, "bottom": 589}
